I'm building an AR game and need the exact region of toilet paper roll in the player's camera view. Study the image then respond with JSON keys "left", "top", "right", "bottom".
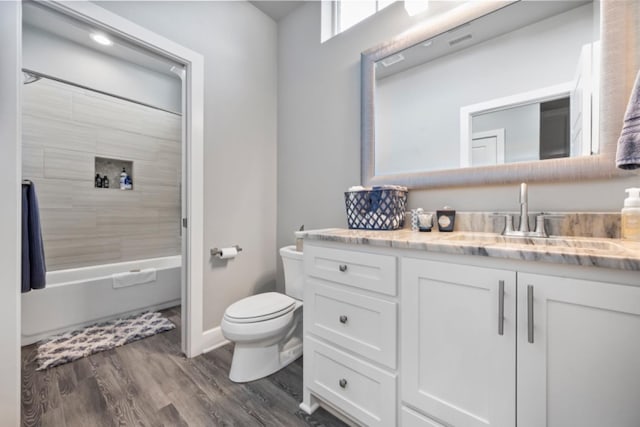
{"left": 218, "top": 247, "right": 238, "bottom": 259}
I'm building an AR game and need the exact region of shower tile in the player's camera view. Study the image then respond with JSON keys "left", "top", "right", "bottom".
{"left": 144, "top": 109, "right": 182, "bottom": 141}
{"left": 44, "top": 148, "right": 94, "bottom": 180}
{"left": 95, "top": 128, "right": 160, "bottom": 161}
{"left": 96, "top": 208, "right": 160, "bottom": 226}
{"left": 73, "top": 91, "right": 181, "bottom": 141}
{"left": 40, "top": 208, "right": 97, "bottom": 240}
{"left": 139, "top": 184, "right": 181, "bottom": 209}
{"left": 23, "top": 79, "right": 182, "bottom": 270}
{"left": 45, "top": 237, "right": 122, "bottom": 271}
{"left": 71, "top": 181, "right": 142, "bottom": 208}
{"left": 31, "top": 178, "right": 74, "bottom": 209}
{"left": 23, "top": 80, "right": 72, "bottom": 121}
{"left": 157, "top": 207, "right": 182, "bottom": 221}
{"left": 22, "top": 143, "right": 44, "bottom": 179}
{"left": 72, "top": 92, "right": 150, "bottom": 136}
{"left": 22, "top": 115, "right": 97, "bottom": 153}
{"left": 136, "top": 160, "right": 179, "bottom": 188}
{"left": 120, "top": 236, "right": 181, "bottom": 260}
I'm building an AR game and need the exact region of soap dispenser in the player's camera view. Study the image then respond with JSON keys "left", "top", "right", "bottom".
{"left": 622, "top": 187, "right": 640, "bottom": 241}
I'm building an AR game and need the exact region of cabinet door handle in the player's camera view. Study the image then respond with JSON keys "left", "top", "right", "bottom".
{"left": 338, "top": 264, "right": 348, "bottom": 272}
{"left": 339, "top": 378, "right": 347, "bottom": 388}
{"left": 339, "top": 315, "right": 348, "bottom": 324}
{"left": 527, "top": 285, "right": 534, "bottom": 344}
{"left": 498, "top": 280, "right": 505, "bottom": 336}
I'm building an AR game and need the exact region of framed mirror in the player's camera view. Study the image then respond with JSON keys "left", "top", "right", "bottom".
{"left": 361, "top": 0, "right": 633, "bottom": 189}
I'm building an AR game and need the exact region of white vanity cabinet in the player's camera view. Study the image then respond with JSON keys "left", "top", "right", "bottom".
{"left": 302, "top": 244, "right": 399, "bottom": 427}
{"left": 401, "top": 258, "right": 517, "bottom": 427}
{"left": 301, "top": 239, "right": 640, "bottom": 427}
{"left": 402, "top": 258, "right": 640, "bottom": 427}
{"left": 517, "top": 273, "right": 640, "bottom": 427}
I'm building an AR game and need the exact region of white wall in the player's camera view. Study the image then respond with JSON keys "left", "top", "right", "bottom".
{"left": 375, "top": 4, "right": 593, "bottom": 175}
{"left": 23, "top": 24, "right": 182, "bottom": 113}
{"left": 0, "top": 2, "right": 21, "bottom": 424}
{"left": 277, "top": 2, "right": 640, "bottom": 289}
{"left": 97, "top": 1, "right": 278, "bottom": 331}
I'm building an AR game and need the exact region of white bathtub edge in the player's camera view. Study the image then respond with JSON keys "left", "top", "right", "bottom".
{"left": 21, "top": 299, "right": 181, "bottom": 346}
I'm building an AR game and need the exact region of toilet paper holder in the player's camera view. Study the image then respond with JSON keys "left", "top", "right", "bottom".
{"left": 210, "top": 245, "right": 243, "bottom": 257}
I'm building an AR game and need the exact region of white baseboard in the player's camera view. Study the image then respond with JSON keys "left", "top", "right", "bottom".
{"left": 200, "top": 326, "right": 230, "bottom": 354}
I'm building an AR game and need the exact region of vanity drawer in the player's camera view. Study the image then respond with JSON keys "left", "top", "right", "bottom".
{"left": 304, "top": 245, "right": 397, "bottom": 296}
{"left": 305, "top": 336, "right": 397, "bottom": 427}
{"left": 305, "top": 279, "right": 397, "bottom": 368}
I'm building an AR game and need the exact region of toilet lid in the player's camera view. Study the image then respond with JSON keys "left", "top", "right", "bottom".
{"left": 224, "top": 292, "right": 296, "bottom": 323}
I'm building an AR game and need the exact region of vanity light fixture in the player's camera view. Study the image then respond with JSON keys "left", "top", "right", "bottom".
{"left": 404, "top": 0, "right": 429, "bottom": 17}
{"left": 90, "top": 32, "right": 113, "bottom": 46}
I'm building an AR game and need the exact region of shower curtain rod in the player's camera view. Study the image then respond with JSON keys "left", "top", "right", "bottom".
{"left": 22, "top": 68, "right": 182, "bottom": 117}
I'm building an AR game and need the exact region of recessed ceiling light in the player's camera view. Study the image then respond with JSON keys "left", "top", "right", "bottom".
{"left": 90, "top": 33, "right": 113, "bottom": 46}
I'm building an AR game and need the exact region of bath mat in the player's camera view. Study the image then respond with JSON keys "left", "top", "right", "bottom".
{"left": 36, "top": 311, "right": 175, "bottom": 370}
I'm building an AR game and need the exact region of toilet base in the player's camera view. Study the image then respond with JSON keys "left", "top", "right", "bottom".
{"left": 229, "top": 336, "right": 303, "bottom": 383}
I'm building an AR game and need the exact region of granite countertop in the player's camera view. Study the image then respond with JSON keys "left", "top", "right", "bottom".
{"left": 301, "top": 228, "right": 640, "bottom": 271}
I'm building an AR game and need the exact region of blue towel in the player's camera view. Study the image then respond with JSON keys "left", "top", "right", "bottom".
{"left": 22, "top": 182, "right": 46, "bottom": 293}
{"left": 616, "top": 70, "right": 640, "bottom": 169}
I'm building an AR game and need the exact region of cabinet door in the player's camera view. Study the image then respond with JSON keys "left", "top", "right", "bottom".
{"left": 401, "top": 258, "right": 516, "bottom": 427}
{"left": 518, "top": 273, "right": 640, "bottom": 427}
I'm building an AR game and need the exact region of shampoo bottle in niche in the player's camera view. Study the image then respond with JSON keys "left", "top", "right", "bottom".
{"left": 103, "top": 175, "right": 109, "bottom": 188}
{"left": 622, "top": 187, "right": 640, "bottom": 241}
{"left": 120, "top": 168, "right": 127, "bottom": 190}
{"left": 95, "top": 174, "right": 103, "bottom": 188}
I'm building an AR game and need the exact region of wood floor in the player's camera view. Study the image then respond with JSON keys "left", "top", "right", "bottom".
{"left": 21, "top": 307, "right": 348, "bottom": 427}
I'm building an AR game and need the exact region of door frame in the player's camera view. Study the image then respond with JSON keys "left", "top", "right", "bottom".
{"left": 0, "top": 2, "right": 23, "bottom": 424}
{"left": 27, "top": 1, "right": 205, "bottom": 358}
{"left": 459, "top": 82, "right": 573, "bottom": 167}
{"left": 470, "top": 128, "right": 505, "bottom": 167}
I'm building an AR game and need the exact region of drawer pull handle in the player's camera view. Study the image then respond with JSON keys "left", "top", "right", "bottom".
{"left": 339, "top": 315, "right": 348, "bottom": 324}
{"left": 338, "top": 264, "right": 348, "bottom": 272}
{"left": 339, "top": 378, "right": 347, "bottom": 389}
{"left": 498, "top": 280, "right": 505, "bottom": 336}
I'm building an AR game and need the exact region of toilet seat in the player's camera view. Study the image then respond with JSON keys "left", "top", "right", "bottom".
{"left": 224, "top": 292, "right": 296, "bottom": 324}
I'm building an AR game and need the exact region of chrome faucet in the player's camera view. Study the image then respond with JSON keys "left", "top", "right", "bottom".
{"left": 495, "top": 183, "right": 562, "bottom": 238}
{"left": 518, "top": 183, "right": 530, "bottom": 233}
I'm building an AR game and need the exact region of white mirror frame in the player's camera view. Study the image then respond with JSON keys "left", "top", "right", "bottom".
{"left": 361, "top": 1, "right": 636, "bottom": 189}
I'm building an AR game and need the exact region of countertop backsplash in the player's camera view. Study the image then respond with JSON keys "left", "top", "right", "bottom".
{"left": 403, "top": 212, "right": 621, "bottom": 239}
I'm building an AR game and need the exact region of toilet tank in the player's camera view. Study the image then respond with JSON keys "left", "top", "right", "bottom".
{"left": 280, "top": 245, "right": 303, "bottom": 300}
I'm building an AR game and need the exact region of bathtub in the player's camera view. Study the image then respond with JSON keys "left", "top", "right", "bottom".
{"left": 21, "top": 256, "right": 181, "bottom": 345}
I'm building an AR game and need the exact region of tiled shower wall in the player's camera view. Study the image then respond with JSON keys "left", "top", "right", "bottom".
{"left": 22, "top": 79, "right": 181, "bottom": 271}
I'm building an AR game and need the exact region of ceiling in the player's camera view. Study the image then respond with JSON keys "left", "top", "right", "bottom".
{"left": 22, "top": 2, "right": 182, "bottom": 77}
{"left": 249, "top": 1, "right": 305, "bottom": 21}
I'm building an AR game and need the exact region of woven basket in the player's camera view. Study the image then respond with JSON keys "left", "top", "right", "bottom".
{"left": 344, "top": 188, "right": 407, "bottom": 230}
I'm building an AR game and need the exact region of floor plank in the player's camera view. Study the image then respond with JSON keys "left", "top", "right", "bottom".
{"left": 22, "top": 306, "right": 348, "bottom": 427}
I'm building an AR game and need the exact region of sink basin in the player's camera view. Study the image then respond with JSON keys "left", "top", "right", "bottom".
{"left": 443, "top": 233, "right": 627, "bottom": 252}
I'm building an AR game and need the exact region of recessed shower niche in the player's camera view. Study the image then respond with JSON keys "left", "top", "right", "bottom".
{"left": 95, "top": 157, "right": 134, "bottom": 190}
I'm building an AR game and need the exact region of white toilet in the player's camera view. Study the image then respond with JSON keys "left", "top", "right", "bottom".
{"left": 221, "top": 245, "right": 304, "bottom": 383}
